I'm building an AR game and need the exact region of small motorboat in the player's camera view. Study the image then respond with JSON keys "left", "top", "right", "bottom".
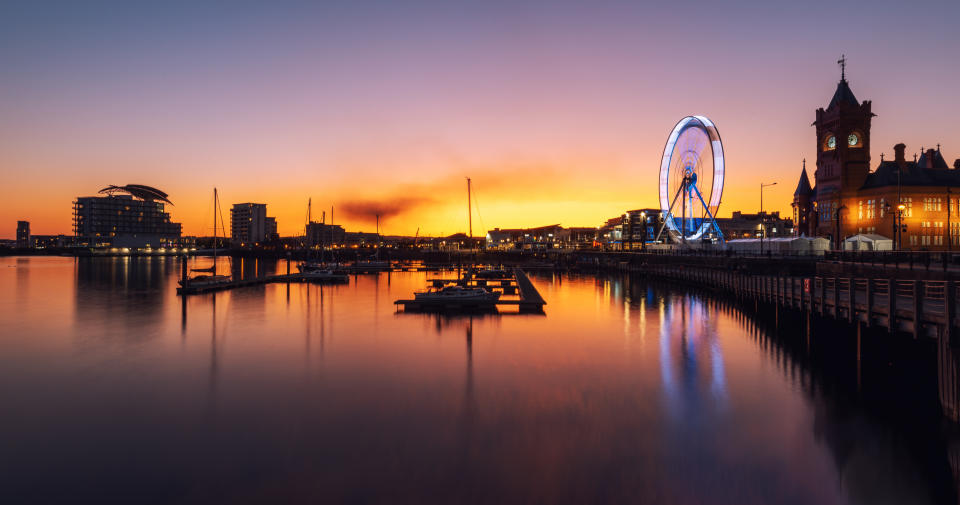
{"left": 475, "top": 268, "right": 511, "bottom": 279}
{"left": 179, "top": 274, "right": 232, "bottom": 287}
{"left": 299, "top": 269, "right": 349, "bottom": 283}
{"left": 413, "top": 285, "right": 501, "bottom": 304}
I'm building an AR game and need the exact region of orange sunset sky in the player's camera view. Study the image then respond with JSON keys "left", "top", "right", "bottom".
{"left": 2, "top": 1, "right": 958, "bottom": 238}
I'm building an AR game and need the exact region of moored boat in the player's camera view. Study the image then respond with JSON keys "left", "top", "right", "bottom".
{"left": 413, "top": 285, "right": 501, "bottom": 304}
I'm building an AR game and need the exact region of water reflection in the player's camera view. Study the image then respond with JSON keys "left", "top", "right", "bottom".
{"left": 0, "top": 258, "right": 957, "bottom": 504}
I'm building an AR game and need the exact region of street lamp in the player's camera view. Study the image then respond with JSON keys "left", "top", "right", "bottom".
{"left": 897, "top": 203, "right": 906, "bottom": 250}
{"left": 640, "top": 211, "right": 647, "bottom": 251}
{"left": 834, "top": 204, "right": 848, "bottom": 251}
{"left": 760, "top": 182, "right": 777, "bottom": 254}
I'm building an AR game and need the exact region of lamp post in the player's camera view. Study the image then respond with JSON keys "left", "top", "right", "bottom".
{"left": 760, "top": 182, "right": 777, "bottom": 254}
{"left": 834, "top": 204, "right": 848, "bottom": 251}
{"left": 897, "top": 203, "right": 906, "bottom": 250}
{"left": 639, "top": 211, "right": 647, "bottom": 252}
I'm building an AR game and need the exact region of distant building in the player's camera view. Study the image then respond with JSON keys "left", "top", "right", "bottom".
{"left": 73, "top": 185, "right": 182, "bottom": 248}
{"left": 484, "top": 225, "right": 566, "bottom": 250}
{"left": 306, "top": 222, "right": 346, "bottom": 246}
{"left": 230, "top": 203, "right": 275, "bottom": 245}
{"left": 344, "top": 231, "right": 381, "bottom": 246}
{"left": 559, "top": 227, "right": 598, "bottom": 249}
{"left": 31, "top": 234, "right": 71, "bottom": 248}
{"left": 623, "top": 209, "right": 662, "bottom": 250}
{"left": 716, "top": 211, "right": 793, "bottom": 240}
{"left": 16, "top": 221, "right": 30, "bottom": 248}
{"left": 485, "top": 228, "right": 516, "bottom": 250}
{"left": 598, "top": 216, "right": 624, "bottom": 249}
{"left": 265, "top": 217, "right": 278, "bottom": 241}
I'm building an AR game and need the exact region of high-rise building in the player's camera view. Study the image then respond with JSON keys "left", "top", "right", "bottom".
{"left": 265, "top": 217, "right": 278, "bottom": 241}
{"left": 73, "top": 185, "right": 181, "bottom": 248}
{"left": 16, "top": 221, "right": 30, "bottom": 248}
{"left": 231, "top": 203, "right": 275, "bottom": 244}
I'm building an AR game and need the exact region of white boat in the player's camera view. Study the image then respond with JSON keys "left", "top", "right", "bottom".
{"left": 299, "top": 269, "right": 349, "bottom": 282}
{"left": 179, "top": 274, "right": 232, "bottom": 287}
{"left": 414, "top": 285, "right": 501, "bottom": 304}
{"left": 298, "top": 261, "right": 341, "bottom": 273}
{"left": 475, "top": 268, "right": 510, "bottom": 278}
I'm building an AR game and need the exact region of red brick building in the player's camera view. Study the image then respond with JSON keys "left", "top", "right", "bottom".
{"left": 793, "top": 70, "right": 960, "bottom": 250}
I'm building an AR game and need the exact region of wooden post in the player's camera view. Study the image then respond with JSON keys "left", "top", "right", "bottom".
{"left": 820, "top": 277, "right": 826, "bottom": 316}
{"left": 947, "top": 280, "right": 955, "bottom": 344}
{"left": 181, "top": 255, "right": 187, "bottom": 285}
{"left": 914, "top": 280, "right": 922, "bottom": 339}
{"left": 866, "top": 278, "right": 873, "bottom": 328}
{"left": 800, "top": 278, "right": 806, "bottom": 311}
{"left": 889, "top": 279, "right": 896, "bottom": 333}
{"left": 833, "top": 277, "right": 840, "bottom": 318}
{"left": 848, "top": 277, "right": 855, "bottom": 323}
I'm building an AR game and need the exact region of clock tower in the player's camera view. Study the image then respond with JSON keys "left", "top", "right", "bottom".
{"left": 813, "top": 57, "right": 874, "bottom": 237}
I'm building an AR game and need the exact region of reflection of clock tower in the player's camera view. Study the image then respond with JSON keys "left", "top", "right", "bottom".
{"left": 813, "top": 57, "right": 874, "bottom": 237}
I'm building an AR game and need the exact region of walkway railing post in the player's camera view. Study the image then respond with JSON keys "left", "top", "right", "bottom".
{"left": 848, "top": 277, "right": 855, "bottom": 323}
{"left": 947, "top": 280, "right": 956, "bottom": 344}
{"left": 889, "top": 279, "right": 897, "bottom": 334}
{"left": 833, "top": 277, "right": 840, "bottom": 318}
{"left": 914, "top": 281, "right": 922, "bottom": 339}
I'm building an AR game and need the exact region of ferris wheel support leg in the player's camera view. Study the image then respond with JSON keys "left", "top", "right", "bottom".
{"left": 655, "top": 182, "right": 686, "bottom": 244}
{"left": 691, "top": 183, "right": 725, "bottom": 243}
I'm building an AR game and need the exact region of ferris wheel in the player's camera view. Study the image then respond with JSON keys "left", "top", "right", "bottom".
{"left": 655, "top": 116, "right": 726, "bottom": 244}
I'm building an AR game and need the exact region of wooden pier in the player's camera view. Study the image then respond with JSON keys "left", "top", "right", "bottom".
{"left": 636, "top": 263, "right": 956, "bottom": 339}
{"left": 394, "top": 268, "right": 546, "bottom": 313}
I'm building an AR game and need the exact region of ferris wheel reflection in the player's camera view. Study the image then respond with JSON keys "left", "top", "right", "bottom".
{"left": 658, "top": 292, "right": 728, "bottom": 420}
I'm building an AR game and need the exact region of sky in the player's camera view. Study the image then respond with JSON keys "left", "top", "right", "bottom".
{"left": 2, "top": 0, "right": 959, "bottom": 237}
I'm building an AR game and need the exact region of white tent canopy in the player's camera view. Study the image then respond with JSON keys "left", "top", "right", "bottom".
{"left": 726, "top": 236, "right": 830, "bottom": 255}
{"left": 843, "top": 234, "right": 893, "bottom": 251}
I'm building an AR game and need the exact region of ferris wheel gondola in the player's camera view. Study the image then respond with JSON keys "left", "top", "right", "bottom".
{"left": 655, "top": 116, "right": 726, "bottom": 244}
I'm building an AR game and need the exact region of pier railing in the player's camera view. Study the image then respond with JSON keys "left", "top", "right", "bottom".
{"left": 633, "top": 262, "right": 956, "bottom": 339}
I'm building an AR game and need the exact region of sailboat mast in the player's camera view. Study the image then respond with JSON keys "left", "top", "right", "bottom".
{"left": 466, "top": 177, "right": 472, "bottom": 240}
{"left": 213, "top": 187, "right": 218, "bottom": 267}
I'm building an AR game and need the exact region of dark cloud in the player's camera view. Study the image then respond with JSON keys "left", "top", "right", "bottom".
{"left": 338, "top": 196, "right": 435, "bottom": 223}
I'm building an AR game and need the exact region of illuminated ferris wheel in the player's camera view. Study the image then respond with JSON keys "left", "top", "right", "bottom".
{"left": 655, "top": 116, "right": 726, "bottom": 243}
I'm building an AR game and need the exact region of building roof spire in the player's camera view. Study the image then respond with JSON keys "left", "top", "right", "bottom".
{"left": 827, "top": 56, "right": 859, "bottom": 109}
{"left": 794, "top": 159, "right": 813, "bottom": 198}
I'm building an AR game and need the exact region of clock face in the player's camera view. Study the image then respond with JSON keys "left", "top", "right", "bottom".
{"left": 826, "top": 136, "right": 836, "bottom": 149}
{"left": 848, "top": 133, "right": 859, "bottom": 146}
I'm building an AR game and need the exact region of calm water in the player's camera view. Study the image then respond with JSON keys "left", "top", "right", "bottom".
{"left": 0, "top": 256, "right": 955, "bottom": 504}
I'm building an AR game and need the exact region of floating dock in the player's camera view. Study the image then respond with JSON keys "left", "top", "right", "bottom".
{"left": 394, "top": 268, "right": 546, "bottom": 313}
{"left": 177, "top": 273, "right": 347, "bottom": 295}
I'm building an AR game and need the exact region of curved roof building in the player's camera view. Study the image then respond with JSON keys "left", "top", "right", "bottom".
{"left": 98, "top": 184, "right": 173, "bottom": 205}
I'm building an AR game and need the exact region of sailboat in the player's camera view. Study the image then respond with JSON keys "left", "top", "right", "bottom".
{"left": 180, "top": 188, "right": 232, "bottom": 287}
{"left": 298, "top": 202, "right": 346, "bottom": 279}
{"left": 353, "top": 213, "right": 390, "bottom": 270}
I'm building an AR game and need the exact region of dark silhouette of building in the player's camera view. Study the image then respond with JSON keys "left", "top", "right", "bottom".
{"left": 73, "top": 185, "right": 181, "bottom": 248}
{"left": 16, "top": 221, "right": 30, "bottom": 248}
{"left": 230, "top": 203, "right": 274, "bottom": 245}
{"left": 716, "top": 211, "right": 794, "bottom": 240}
{"left": 306, "top": 222, "right": 346, "bottom": 246}
{"left": 793, "top": 160, "right": 814, "bottom": 236}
